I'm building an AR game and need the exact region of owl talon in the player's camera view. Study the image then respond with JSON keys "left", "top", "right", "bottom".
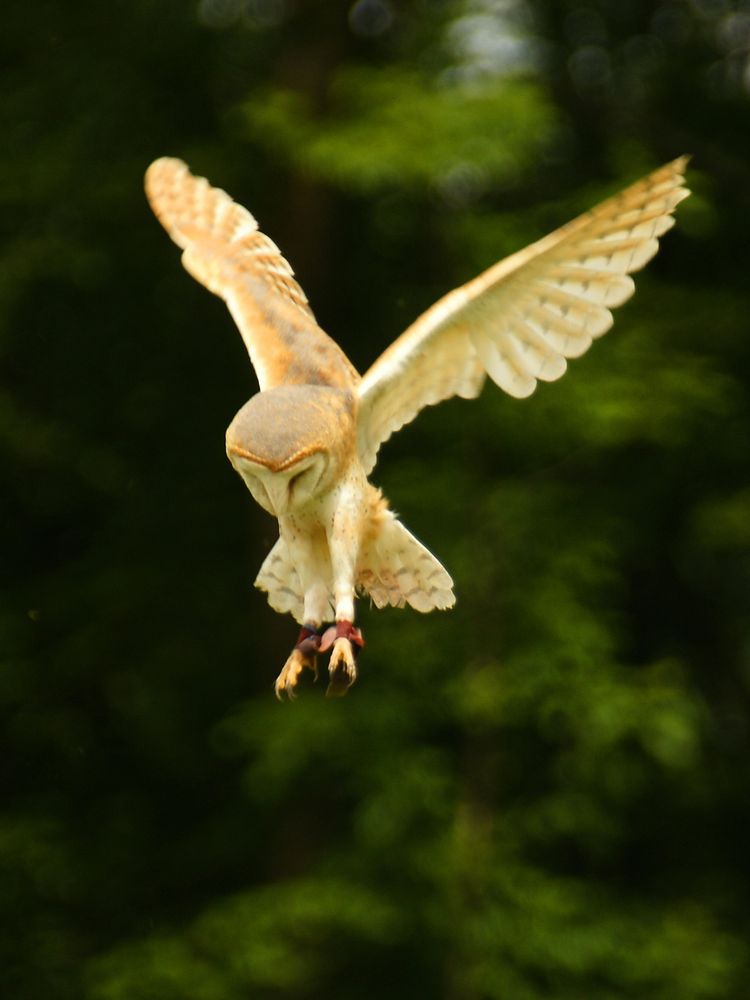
{"left": 326, "top": 638, "right": 357, "bottom": 697}
{"left": 325, "top": 621, "right": 364, "bottom": 697}
{"left": 275, "top": 623, "right": 365, "bottom": 698}
{"left": 274, "top": 626, "right": 322, "bottom": 700}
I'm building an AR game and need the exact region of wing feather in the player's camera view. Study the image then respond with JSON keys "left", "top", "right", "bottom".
{"left": 357, "top": 157, "right": 690, "bottom": 473}
{"left": 145, "top": 157, "right": 358, "bottom": 391}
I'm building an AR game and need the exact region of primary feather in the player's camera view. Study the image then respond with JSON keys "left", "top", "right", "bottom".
{"left": 145, "top": 157, "right": 358, "bottom": 391}
{"left": 356, "top": 156, "right": 690, "bottom": 474}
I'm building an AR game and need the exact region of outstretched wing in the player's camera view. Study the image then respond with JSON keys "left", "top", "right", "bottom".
{"left": 357, "top": 157, "right": 690, "bottom": 474}
{"left": 145, "top": 158, "right": 358, "bottom": 391}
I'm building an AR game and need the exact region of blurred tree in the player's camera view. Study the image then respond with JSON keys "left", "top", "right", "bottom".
{"left": 1, "top": 0, "right": 749, "bottom": 998}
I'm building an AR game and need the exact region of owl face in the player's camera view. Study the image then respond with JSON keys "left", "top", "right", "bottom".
{"left": 230, "top": 451, "right": 330, "bottom": 516}
{"left": 225, "top": 385, "right": 356, "bottom": 516}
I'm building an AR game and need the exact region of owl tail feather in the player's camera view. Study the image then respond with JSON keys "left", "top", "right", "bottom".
{"left": 255, "top": 510, "right": 455, "bottom": 624}
{"left": 357, "top": 513, "right": 456, "bottom": 614}
{"left": 255, "top": 537, "right": 307, "bottom": 624}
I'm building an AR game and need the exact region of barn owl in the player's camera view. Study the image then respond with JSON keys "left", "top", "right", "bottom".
{"left": 145, "top": 155, "right": 689, "bottom": 698}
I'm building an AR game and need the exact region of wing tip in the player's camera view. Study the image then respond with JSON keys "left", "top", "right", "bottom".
{"left": 661, "top": 155, "right": 692, "bottom": 205}
{"left": 651, "top": 154, "right": 690, "bottom": 187}
{"left": 144, "top": 155, "right": 188, "bottom": 191}
{"left": 537, "top": 354, "right": 568, "bottom": 383}
{"left": 504, "top": 377, "right": 538, "bottom": 399}
{"left": 670, "top": 153, "right": 692, "bottom": 177}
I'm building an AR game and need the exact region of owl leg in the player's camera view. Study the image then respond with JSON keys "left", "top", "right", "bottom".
{"left": 274, "top": 581, "right": 330, "bottom": 700}
{"left": 324, "top": 520, "right": 365, "bottom": 697}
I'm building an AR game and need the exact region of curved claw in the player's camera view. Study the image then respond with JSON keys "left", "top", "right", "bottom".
{"left": 275, "top": 622, "right": 364, "bottom": 699}
{"left": 324, "top": 621, "right": 364, "bottom": 698}
{"left": 274, "top": 625, "right": 322, "bottom": 700}
{"left": 326, "top": 638, "right": 357, "bottom": 697}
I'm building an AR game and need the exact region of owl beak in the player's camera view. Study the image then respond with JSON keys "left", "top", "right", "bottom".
{"left": 262, "top": 477, "right": 292, "bottom": 516}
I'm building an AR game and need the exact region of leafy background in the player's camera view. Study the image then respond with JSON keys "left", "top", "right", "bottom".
{"left": 3, "top": 0, "right": 750, "bottom": 997}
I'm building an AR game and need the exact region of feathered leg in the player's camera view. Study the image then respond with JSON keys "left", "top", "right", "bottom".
{"left": 324, "top": 492, "right": 365, "bottom": 696}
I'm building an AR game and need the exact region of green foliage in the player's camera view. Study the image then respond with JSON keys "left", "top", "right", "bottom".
{"left": 3, "top": 0, "right": 750, "bottom": 998}
{"left": 88, "top": 877, "right": 402, "bottom": 999}
{"left": 241, "top": 67, "right": 555, "bottom": 192}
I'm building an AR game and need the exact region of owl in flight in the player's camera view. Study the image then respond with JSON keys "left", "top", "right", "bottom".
{"left": 145, "top": 155, "right": 689, "bottom": 698}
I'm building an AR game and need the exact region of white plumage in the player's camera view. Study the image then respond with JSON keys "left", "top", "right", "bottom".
{"left": 145, "top": 155, "right": 690, "bottom": 697}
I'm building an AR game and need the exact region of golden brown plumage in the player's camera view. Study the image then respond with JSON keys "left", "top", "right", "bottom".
{"left": 145, "top": 155, "right": 690, "bottom": 697}
{"left": 145, "top": 157, "right": 358, "bottom": 391}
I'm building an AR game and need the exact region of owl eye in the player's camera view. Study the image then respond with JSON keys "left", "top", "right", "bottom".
{"left": 288, "top": 466, "right": 314, "bottom": 497}
{"left": 240, "top": 471, "right": 273, "bottom": 512}
{"left": 288, "top": 469, "right": 307, "bottom": 493}
{"left": 288, "top": 454, "right": 327, "bottom": 504}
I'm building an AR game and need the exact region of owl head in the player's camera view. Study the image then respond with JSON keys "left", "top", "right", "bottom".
{"left": 226, "top": 385, "right": 356, "bottom": 515}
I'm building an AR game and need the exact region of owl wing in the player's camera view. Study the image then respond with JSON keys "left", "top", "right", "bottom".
{"left": 145, "top": 158, "right": 358, "bottom": 391}
{"left": 356, "top": 157, "right": 690, "bottom": 474}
